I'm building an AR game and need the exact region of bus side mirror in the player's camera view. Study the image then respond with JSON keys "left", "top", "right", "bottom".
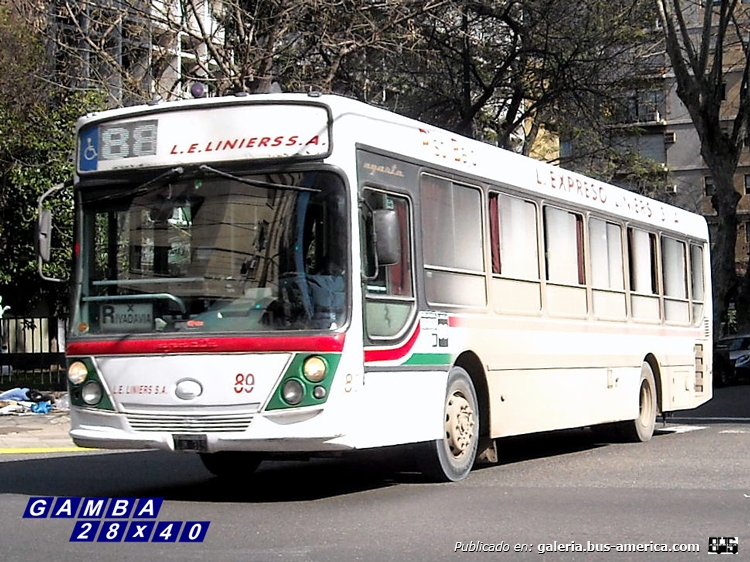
{"left": 37, "top": 209, "right": 52, "bottom": 263}
{"left": 37, "top": 180, "right": 70, "bottom": 283}
{"left": 373, "top": 209, "right": 401, "bottom": 266}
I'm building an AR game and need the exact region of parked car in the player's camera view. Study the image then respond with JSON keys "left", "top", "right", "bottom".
{"left": 713, "top": 334, "right": 750, "bottom": 386}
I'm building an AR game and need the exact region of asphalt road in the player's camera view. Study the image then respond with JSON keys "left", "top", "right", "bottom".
{"left": 1, "top": 385, "right": 748, "bottom": 562}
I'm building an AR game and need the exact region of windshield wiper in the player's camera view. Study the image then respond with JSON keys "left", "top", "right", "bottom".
{"left": 134, "top": 166, "right": 185, "bottom": 194}
{"left": 86, "top": 167, "right": 185, "bottom": 204}
{"left": 199, "top": 165, "right": 320, "bottom": 193}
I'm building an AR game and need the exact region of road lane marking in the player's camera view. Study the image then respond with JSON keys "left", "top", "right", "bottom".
{"left": 656, "top": 425, "right": 707, "bottom": 434}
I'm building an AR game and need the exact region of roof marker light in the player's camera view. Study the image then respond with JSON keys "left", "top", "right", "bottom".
{"left": 190, "top": 82, "right": 207, "bottom": 99}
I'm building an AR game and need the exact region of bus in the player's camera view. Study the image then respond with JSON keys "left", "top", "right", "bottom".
{"left": 38, "top": 92, "right": 712, "bottom": 482}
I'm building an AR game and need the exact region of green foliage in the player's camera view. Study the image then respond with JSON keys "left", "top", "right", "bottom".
{"left": 0, "top": 6, "right": 106, "bottom": 315}
{"left": 0, "top": 0, "right": 668, "bottom": 317}
{"left": 556, "top": 121, "right": 673, "bottom": 200}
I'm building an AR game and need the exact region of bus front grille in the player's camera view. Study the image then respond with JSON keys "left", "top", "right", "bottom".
{"left": 125, "top": 413, "right": 253, "bottom": 433}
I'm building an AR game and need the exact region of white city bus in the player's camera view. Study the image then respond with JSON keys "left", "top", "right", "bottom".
{"left": 40, "top": 92, "right": 712, "bottom": 481}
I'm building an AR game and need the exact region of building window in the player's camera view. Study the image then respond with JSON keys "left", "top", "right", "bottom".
{"left": 744, "top": 175, "right": 750, "bottom": 195}
{"left": 626, "top": 89, "right": 666, "bottom": 123}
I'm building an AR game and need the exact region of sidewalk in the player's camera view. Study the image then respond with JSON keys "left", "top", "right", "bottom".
{"left": 0, "top": 410, "right": 85, "bottom": 453}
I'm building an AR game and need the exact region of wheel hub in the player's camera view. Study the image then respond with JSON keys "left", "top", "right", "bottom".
{"left": 445, "top": 392, "right": 475, "bottom": 458}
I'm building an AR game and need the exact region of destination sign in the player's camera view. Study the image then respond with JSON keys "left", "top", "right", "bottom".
{"left": 100, "top": 303, "right": 154, "bottom": 332}
{"left": 78, "top": 103, "right": 331, "bottom": 173}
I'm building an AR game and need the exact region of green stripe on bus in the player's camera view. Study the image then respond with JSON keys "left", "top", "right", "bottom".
{"left": 403, "top": 353, "right": 453, "bottom": 366}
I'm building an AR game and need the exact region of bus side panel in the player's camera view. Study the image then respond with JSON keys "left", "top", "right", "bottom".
{"left": 454, "top": 315, "right": 710, "bottom": 438}
{"left": 337, "top": 368, "right": 447, "bottom": 449}
{"left": 655, "top": 335, "right": 712, "bottom": 412}
{"left": 486, "top": 367, "right": 641, "bottom": 438}
{"left": 662, "top": 366, "right": 698, "bottom": 411}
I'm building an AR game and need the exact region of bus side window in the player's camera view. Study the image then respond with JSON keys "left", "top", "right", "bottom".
{"left": 489, "top": 192, "right": 542, "bottom": 316}
{"left": 662, "top": 236, "right": 689, "bottom": 323}
{"left": 543, "top": 206, "right": 585, "bottom": 285}
{"left": 628, "top": 227, "right": 660, "bottom": 321}
{"left": 362, "top": 190, "right": 414, "bottom": 339}
{"left": 589, "top": 218, "right": 624, "bottom": 291}
{"left": 589, "top": 217, "right": 626, "bottom": 321}
{"left": 421, "top": 174, "right": 486, "bottom": 308}
{"left": 628, "top": 228, "right": 657, "bottom": 294}
{"left": 489, "top": 192, "right": 539, "bottom": 279}
{"left": 690, "top": 243, "right": 705, "bottom": 323}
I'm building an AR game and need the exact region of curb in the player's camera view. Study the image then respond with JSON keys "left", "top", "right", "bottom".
{"left": 0, "top": 446, "right": 94, "bottom": 454}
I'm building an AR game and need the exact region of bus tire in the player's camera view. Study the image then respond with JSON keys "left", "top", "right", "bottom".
{"left": 616, "top": 362, "right": 658, "bottom": 442}
{"left": 199, "top": 452, "right": 263, "bottom": 478}
{"left": 419, "top": 366, "right": 479, "bottom": 482}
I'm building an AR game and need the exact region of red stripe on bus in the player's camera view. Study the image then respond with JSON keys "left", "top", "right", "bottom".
{"left": 364, "top": 324, "right": 421, "bottom": 363}
{"left": 66, "top": 333, "right": 346, "bottom": 356}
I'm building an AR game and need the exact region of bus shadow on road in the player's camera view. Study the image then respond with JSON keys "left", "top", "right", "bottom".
{"left": 0, "top": 449, "right": 412, "bottom": 502}
{"left": 492, "top": 427, "right": 607, "bottom": 466}
{"left": 153, "top": 455, "right": 415, "bottom": 503}
{"left": 487, "top": 422, "right": 681, "bottom": 468}
{"left": 0, "top": 425, "right": 677, "bottom": 503}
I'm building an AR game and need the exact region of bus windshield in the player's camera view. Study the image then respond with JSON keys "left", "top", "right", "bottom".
{"left": 75, "top": 169, "right": 348, "bottom": 336}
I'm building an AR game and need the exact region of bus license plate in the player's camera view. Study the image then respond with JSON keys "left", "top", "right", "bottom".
{"left": 173, "top": 434, "right": 208, "bottom": 453}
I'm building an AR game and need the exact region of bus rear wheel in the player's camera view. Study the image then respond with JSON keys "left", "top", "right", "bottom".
{"left": 199, "top": 451, "right": 263, "bottom": 478}
{"left": 419, "top": 366, "right": 479, "bottom": 482}
{"left": 616, "top": 362, "right": 658, "bottom": 442}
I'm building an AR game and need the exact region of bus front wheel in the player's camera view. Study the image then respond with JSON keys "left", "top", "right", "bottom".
{"left": 198, "top": 451, "right": 263, "bottom": 478}
{"left": 616, "top": 362, "right": 658, "bottom": 442}
{"left": 419, "top": 366, "right": 479, "bottom": 482}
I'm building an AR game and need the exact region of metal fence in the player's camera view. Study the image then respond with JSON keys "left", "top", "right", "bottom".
{"left": 0, "top": 317, "right": 67, "bottom": 391}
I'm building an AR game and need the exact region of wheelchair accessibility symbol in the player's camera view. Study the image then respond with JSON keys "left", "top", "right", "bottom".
{"left": 83, "top": 138, "right": 98, "bottom": 161}
{"left": 78, "top": 128, "right": 99, "bottom": 172}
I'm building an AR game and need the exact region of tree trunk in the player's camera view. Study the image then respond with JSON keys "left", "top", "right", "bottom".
{"left": 705, "top": 151, "right": 740, "bottom": 338}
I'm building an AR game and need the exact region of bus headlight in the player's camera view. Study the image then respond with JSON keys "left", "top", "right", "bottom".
{"left": 303, "top": 356, "right": 327, "bottom": 382}
{"left": 68, "top": 361, "right": 89, "bottom": 385}
{"left": 81, "top": 381, "right": 103, "bottom": 405}
{"left": 281, "top": 379, "right": 304, "bottom": 405}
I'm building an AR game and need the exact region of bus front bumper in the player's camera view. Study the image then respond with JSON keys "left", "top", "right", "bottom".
{"left": 69, "top": 406, "right": 353, "bottom": 453}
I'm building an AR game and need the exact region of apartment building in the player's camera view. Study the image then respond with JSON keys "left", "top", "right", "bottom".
{"left": 49, "top": 0, "right": 221, "bottom": 104}
{"left": 618, "top": 2, "right": 750, "bottom": 275}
